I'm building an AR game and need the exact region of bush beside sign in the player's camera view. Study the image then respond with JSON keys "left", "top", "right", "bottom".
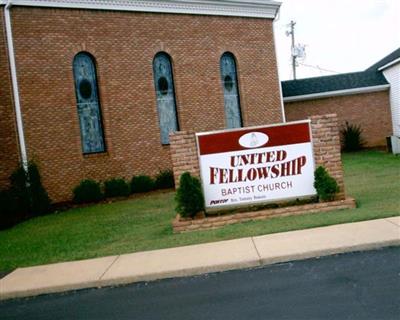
{"left": 196, "top": 121, "right": 317, "bottom": 210}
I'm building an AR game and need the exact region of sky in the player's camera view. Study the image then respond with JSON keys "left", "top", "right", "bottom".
{"left": 274, "top": 0, "right": 400, "bottom": 80}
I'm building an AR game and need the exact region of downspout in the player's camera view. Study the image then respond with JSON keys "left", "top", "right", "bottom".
{"left": 4, "top": 0, "right": 28, "bottom": 170}
{"left": 272, "top": 5, "right": 286, "bottom": 122}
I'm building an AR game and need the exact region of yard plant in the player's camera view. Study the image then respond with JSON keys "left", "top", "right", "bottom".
{"left": 104, "top": 178, "right": 130, "bottom": 198}
{"left": 155, "top": 170, "right": 175, "bottom": 189}
{"left": 0, "top": 162, "right": 51, "bottom": 230}
{"left": 73, "top": 179, "right": 103, "bottom": 204}
{"left": 175, "top": 172, "right": 204, "bottom": 218}
{"left": 130, "top": 175, "right": 155, "bottom": 193}
{"left": 314, "top": 166, "right": 339, "bottom": 201}
{"left": 341, "top": 121, "right": 365, "bottom": 152}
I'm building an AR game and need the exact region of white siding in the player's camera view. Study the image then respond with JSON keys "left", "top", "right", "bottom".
{"left": 383, "top": 63, "right": 400, "bottom": 136}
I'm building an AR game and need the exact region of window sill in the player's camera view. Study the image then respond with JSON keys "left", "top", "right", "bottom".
{"left": 82, "top": 151, "right": 109, "bottom": 159}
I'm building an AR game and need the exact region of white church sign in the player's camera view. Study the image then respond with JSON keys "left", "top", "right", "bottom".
{"left": 196, "top": 120, "right": 317, "bottom": 209}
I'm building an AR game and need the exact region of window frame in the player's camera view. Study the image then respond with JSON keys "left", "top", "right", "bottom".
{"left": 73, "top": 51, "right": 106, "bottom": 155}
{"left": 152, "top": 52, "right": 180, "bottom": 145}
{"left": 220, "top": 52, "right": 243, "bottom": 129}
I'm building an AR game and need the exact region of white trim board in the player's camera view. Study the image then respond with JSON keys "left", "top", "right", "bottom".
{"left": 283, "top": 84, "right": 390, "bottom": 102}
{"left": 0, "top": 0, "right": 281, "bottom": 19}
{"left": 378, "top": 58, "right": 400, "bottom": 71}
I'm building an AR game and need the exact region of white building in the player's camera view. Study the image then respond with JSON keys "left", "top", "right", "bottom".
{"left": 367, "top": 48, "right": 400, "bottom": 153}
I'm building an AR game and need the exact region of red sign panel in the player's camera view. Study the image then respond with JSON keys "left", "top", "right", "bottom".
{"left": 197, "top": 122, "right": 311, "bottom": 155}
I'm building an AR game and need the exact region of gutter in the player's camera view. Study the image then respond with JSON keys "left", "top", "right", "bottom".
{"left": 272, "top": 7, "right": 286, "bottom": 122}
{"left": 0, "top": 0, "right": 281, "bottom": 19}
{"left": 4, "top": 0, "right": 28, "bottom": 170}
{"left": 283, "top": 84, "right": 390, "bottom": 102}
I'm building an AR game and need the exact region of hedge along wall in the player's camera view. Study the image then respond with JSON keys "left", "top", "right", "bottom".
{"left": 170, "top": 113, "right": 345, "bottom": 200}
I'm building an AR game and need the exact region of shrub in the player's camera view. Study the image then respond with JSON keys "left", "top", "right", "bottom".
{"left": 314, "top": 166, "right": 339, "bottom": 201}
{"left": 175, "top": 172, "right": 204, "bottom": 218}
{"left": 9, "top": 165, "right": 30, "bottom": 216}
{"left": 341, "top": 121, "right": 365, "bottom": 152}
{"left": 130, "top": 175, "right": 155, "bottom": 193}
{"left": 1, "top": 161, "right": 51, "bottom": 229}
{"left": 10, "top": 162, "right": 51, "bottom": 216}
{"left": 155, "top": 169, "right": 175, "bottom": 189}
{"left": 104, "top": 178, "right": 130, "bottom": 198}
{"left": 73, "top": 179, "right": 103, "bottom": 204}
{"left": 0, "top": 189, "right": 19, "bottom": 230}
{"left": 25, "top": 163, "right": 52, "bottom": 215}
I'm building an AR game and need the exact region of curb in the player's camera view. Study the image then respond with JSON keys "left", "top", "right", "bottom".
{"left": 257, "top": 238, "right": 400, "bottom": 266}
{"left": 96, "top": 259, "right": 261, "bottom": 288}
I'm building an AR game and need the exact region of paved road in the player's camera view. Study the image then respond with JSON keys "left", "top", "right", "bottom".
{"left": 1, "top": 247, "right": 399, "bottom": 320}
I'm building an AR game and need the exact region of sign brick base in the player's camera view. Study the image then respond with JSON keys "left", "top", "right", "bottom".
{"left": 173, "top": 197, "right": 356, "bottom": 233}
{"left": 170, "top": 114, "right": 351, "bottom": 232}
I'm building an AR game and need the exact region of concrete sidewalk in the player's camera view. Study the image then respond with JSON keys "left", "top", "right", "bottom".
{"left": 1, "top": 217, "right": 399, "bottom": 301}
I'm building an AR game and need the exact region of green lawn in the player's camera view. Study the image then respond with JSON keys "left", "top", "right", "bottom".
{"left": 0, "top": 150, "right": 399, "bottom": 272}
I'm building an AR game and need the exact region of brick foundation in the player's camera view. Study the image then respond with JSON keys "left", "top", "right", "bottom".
{"left": 173, "top": 197, "right": 356, "bottom": 233}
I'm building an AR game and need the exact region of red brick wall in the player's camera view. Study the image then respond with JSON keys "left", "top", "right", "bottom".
{"left": 284, "top": 91, "right": 392, "bottom": 147}
{"left": 5, "top": 7, "right": 282, "bottom": 202}
{"left": 0, "top": 7, "right": 20, "bottom": 188}
{"left": 169, "top": 131, "right": 200, "bottom": 188}
{"left": 310, "top": 114, "right": 345, "bottom": 200}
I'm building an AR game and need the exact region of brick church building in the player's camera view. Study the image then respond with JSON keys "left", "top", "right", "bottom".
{"left": 0, "top": 0, "right": 284, "bottom": 202}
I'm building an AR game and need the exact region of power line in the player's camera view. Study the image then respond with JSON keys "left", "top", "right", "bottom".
{"left": 298, "top": 62, "right": 340, "bottom": 75}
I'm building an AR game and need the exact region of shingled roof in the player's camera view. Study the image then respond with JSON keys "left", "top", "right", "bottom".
{"left": 282, "top": 71, "right": 388, "bottom": 97}
{"left": 366, "top": 48, "right": 400, "bottom": 71}
{"left": 281, "top": 48, "right": 400, "bottom": 98}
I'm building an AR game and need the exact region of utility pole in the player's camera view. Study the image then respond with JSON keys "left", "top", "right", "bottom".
{"left": 287, "top": 20, "right": 297, "bottom": 80}
{"left": 286, "top": 21, "right": 307, "bottom": 80}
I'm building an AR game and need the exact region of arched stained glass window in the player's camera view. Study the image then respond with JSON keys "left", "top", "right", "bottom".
{"left": 220, "top": 52, "right": 242, "bottom": 129}
{"left": 73, "top": 52, "right": 105, "bottom": 154}
{"left": 153, "top": 52, "right": 179, "bottom": 145}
